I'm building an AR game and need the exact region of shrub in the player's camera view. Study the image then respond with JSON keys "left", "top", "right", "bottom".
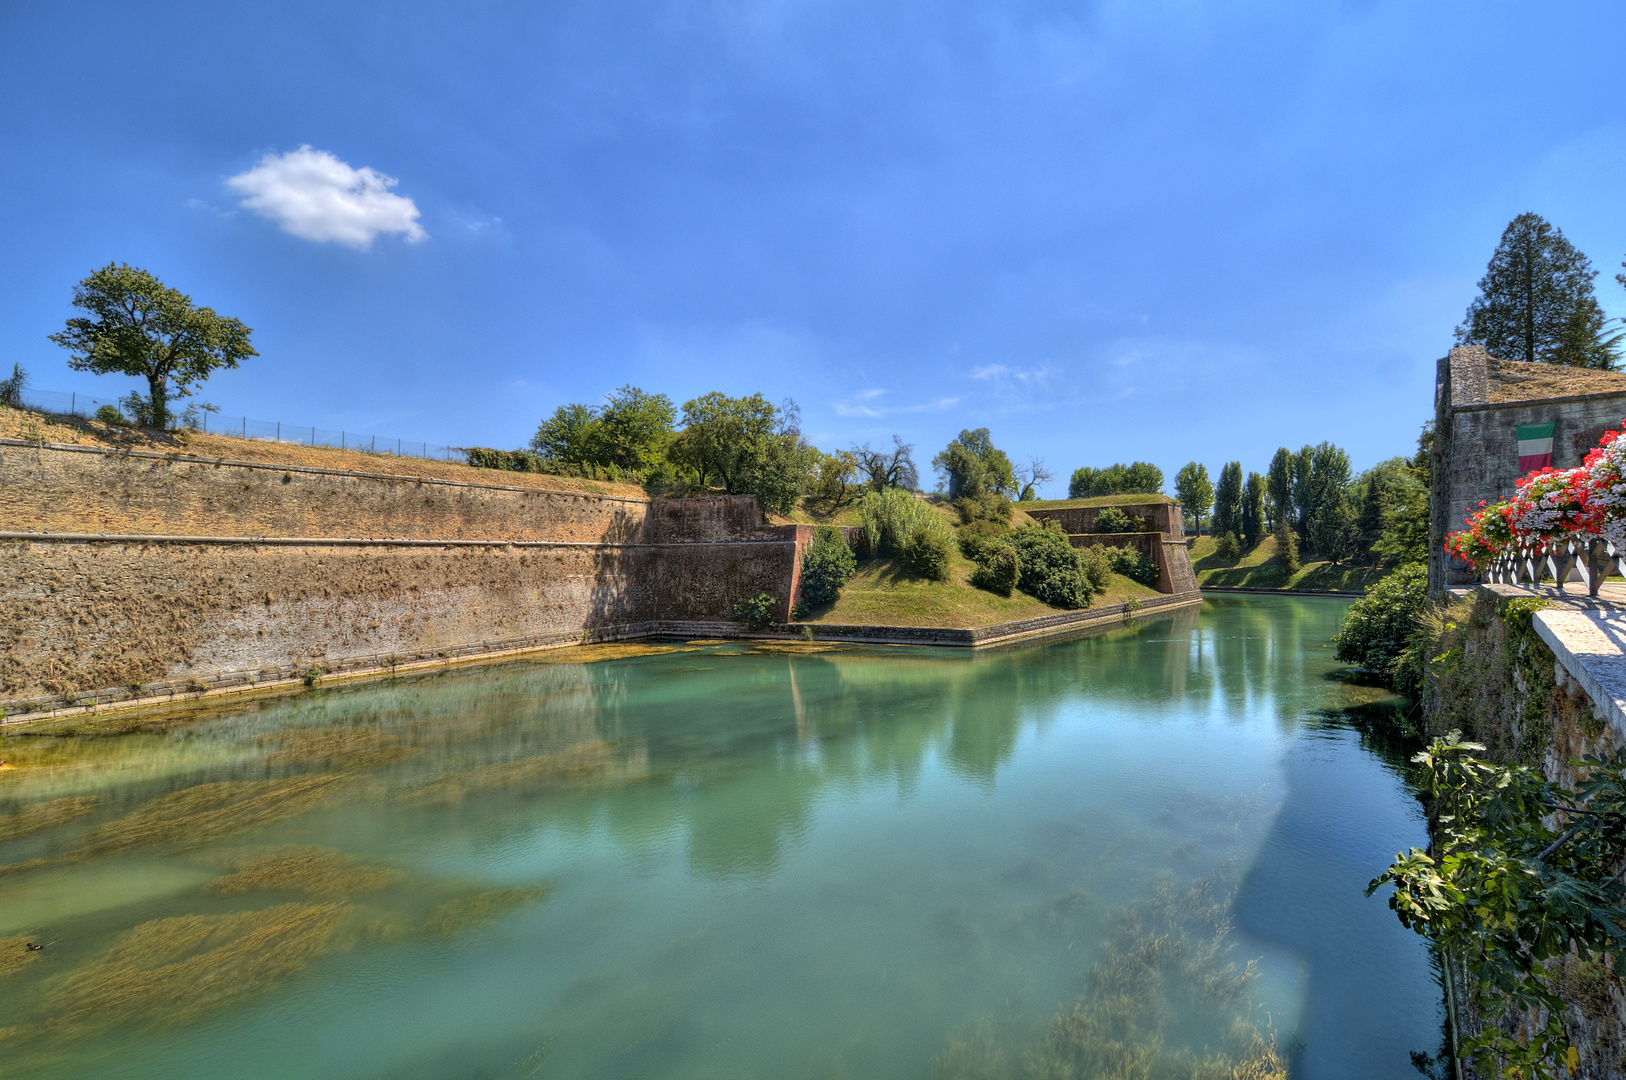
{"left": 1277, "top": 524, "right": 1301, "bottom": 576}
{"left": 95, "top": 404, "right": 129, "bottom": 427}
{"left": 900, "top": 525, "right": 953, "bottom": 581}
{"left": 1214, "top": 531, "right": 1241, "bottom": 561}
{"left": 1092, "top": 506, "right": 1133, "bottom": 532}
{"left": 733, "top": 591, "right": 781, "bottom": 630}
{"left": 957, "top": 519, "right": 1010, "bottom": 562}
{"left": 466, "top": 447, "right": 550, "bottom": 473}
{"left": 1331, "top": 563, "right": 1428, "bottom": 688}
{"left": 1107, "top": 547, "right": 1158, "bottom": 586}
{"left": 954, "top": 491, "right": 1011, "bottom": 526}
{"left": 799, "top": 526, "right": 856, "bottom": 606}
{"left": 970, "top": 542, "right": 1019, "bottom": 596}
{"left": 859, "top": 487, "right": 951, "bottom": 556}
{"left": 1010, "top": 522, "right": 1091, "bottom": 609}
{"left": 1078, "top": 545, "right": 1113, "bottom": 594}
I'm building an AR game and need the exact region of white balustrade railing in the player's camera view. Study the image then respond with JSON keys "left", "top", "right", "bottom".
{"left": 1481, "top": 539, "right": 1622, "bottom": 597}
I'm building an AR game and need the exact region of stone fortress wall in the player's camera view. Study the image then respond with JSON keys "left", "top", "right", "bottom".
{"left": 1024, "top": 501, "right": 1198, "bottom": 595}
{"left": 1, "top": 439, "right": 799, "bottom": 717}
{"left": 1430, "top": 346, "right": 1626, "bottom": 589}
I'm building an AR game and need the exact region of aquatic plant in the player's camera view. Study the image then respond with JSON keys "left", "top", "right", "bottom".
{"left": 81, "top": 775, "right": 349, "bottom": 857}
{"left": 42, "top": 902, "right": 345, "bottom": 1030}
{"left": 0, "top": 796, "right": 96, "bottom": 842}
{"left": 204, "top": 847, "right": 404, "bottom": 901}
{"left": 933, "top": 874, "right": 1285, "bottom": 1080}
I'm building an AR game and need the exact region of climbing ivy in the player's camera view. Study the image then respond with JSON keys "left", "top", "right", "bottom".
{"left": 1370, "top": 733, "right": 1626, "bottom": 1079}
{"left": 1500, "top": 597, "right": 1556, "bottom": 760}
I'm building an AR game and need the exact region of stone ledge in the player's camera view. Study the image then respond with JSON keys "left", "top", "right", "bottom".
{"left": 1478, "top": 582, "right": 1626, "bottom": 740}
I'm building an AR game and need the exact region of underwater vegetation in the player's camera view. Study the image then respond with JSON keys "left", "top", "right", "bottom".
{"left": 203, "top": 846, "right": 404, "bottom": 900}
{"left": 0, "top": 796, "right": 97, "bottom": 842}
{"left": 934, "top": 875, "right": 1287, "bottom": 1080}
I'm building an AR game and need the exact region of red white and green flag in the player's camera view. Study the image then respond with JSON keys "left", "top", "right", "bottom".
{"left": 1516, "top": 421, "right": 1555, "bottom": 473}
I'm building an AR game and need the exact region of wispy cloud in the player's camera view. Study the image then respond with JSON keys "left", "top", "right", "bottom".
{"left": 970, "top": 363, "right": 1057, "bottom": 387}
{"left": 227, "top": 146, "right": 426, "bottom": 249}
{"left": 832, "top": 389, "right": 959, "bottom": 418}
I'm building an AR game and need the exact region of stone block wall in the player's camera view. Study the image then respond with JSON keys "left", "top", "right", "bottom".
{"left": 0, "top": 442, "right": 647, "bottom": 542}
{"left": 1429, "top": 347, "right": 1626, "bottom": 589}
{"left": 0, "top": 442, "right": 800, "bottom": 716}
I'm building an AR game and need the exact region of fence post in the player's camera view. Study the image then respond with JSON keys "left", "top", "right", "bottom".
{"left": 71, "top": 393, "right": 75, "bottom": 415}
{"left": 312, "top": 425, "right": 316, "bottom": 446}
{"left": 277, "top": 421, "right": 281, "bottom": 442}
{"left": 342, "top": 431, "right": 345, "bottom": 449}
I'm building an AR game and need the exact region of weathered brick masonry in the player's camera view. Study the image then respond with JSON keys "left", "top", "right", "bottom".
{"left": 1024, "top": 502, "right": 1198, "bottom": 595}
{"left": 1, "top": 441, "right": 798, "bottom": 712}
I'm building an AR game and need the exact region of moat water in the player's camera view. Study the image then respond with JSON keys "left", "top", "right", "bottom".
{"left": 0, "top": 596, "right": 1441, "bottom": 1079}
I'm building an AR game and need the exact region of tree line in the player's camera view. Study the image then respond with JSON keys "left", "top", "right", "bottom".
{"left": 1169, "top": 431, "right": 1429, "bottom": 571}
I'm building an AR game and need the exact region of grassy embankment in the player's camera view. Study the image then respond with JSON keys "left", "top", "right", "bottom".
{"left": 793, "top": 496, "right": 1161, "bottom": 628}
{"left": 1190, "top": 533, "right": 1385, "bottom": 592}
{"left": 0, "top": 405, "right": 646, "bottom": 499}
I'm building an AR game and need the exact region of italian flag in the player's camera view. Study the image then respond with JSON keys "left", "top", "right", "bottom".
{"left": 1517, "top": 422, "right": 1555, "bottom": 473}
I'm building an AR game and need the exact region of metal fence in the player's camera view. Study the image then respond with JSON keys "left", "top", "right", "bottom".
{"left": 17, "top": 388, "right": 464, "bottom": 463}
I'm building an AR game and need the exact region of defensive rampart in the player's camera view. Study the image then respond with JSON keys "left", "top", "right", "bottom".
{"left": 1025, "top": 502, "right": 1197, "bottom": 595}
{"left": 1, "top": 439, "right": 799, "bottom": 718}
{"left": 1425, "top": 584, "right": 1626, "bottom": 1077}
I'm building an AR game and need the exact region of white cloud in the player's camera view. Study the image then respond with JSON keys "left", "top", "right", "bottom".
{"left": 227, "top": 146, "right": 426, "bottom": 249}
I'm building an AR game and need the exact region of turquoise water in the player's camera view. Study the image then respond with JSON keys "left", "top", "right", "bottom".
{"left": 0, "top": 596, "right": 1441, "bottom": 1078}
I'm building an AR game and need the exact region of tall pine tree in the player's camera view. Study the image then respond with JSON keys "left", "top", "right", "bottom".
{"left": 1456, "top": 213, "right": 1619, "bottom": 370}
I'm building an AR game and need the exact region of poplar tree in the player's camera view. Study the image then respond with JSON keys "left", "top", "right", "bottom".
{"left": 1213, "top": 462, "right": 1243, "bottom": 538}
{"left": 1242, "top": 472, "right": 1265, "bottom": 548}
{"left": 1456, "top": 213, "right": 1619, "bottom": 369}
{"left": 1266, "top": 449, "right": 1293, "bottom": 533}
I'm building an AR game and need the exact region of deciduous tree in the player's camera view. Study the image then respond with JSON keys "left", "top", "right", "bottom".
{"left": 1174, "top": 462, "right": 1212, "bottom": 533}
{"left": 50, "top": 263, "right": 256, "bottom": 429}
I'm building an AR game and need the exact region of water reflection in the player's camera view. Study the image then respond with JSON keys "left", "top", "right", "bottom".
{"left": 0, "top": 596, "right": 1438, "bottom": 1080}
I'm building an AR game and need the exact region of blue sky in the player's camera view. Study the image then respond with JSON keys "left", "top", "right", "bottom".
{"left": 4, "top": 1, "right": 1625, "bottom": 495}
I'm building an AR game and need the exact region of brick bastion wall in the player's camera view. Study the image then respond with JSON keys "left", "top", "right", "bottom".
{"left": 1024, "top": 502, "right": 1198, "bottom": 595}
{"left": 0, "top": 440, "right": 799, "bottom": 716}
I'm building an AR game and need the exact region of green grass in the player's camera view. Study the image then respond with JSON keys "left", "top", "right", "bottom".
{"left": 1189, "top": 534, "right": 1385, "bottom": 592}
{"left": 801, "top": 552, "right": 1162, "bottom": 628}
{"left": 1022, "top": 494, "right": 1176, "bottom": 510}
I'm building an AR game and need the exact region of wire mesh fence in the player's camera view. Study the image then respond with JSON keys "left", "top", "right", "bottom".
{"left": 16, "top": 388, "right": 464, "bottom": 463}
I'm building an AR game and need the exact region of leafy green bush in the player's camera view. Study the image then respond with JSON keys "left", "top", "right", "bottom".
{"left": 1010, "top": 522, "right": 1091, "bottom": 609}
{"left": 1331, "top": 563, "right": 1427, "bottom": 685}
{"left": 95, "top": 404, "right": 129, "bottom": 427}
{"left": 954, "top": 491, "right": 1011, "bottom": 526}
{"left": 956, "top": 519, "right": 1010, "bottom": 562}
{"left": 1214, "top": 531, "right": 1241, "bottom": 561}
{"left": 1078, "top": 545, "right": 1113, "bottom": 594}
{"left": 799, "top": 526, "right": 856, "bottom": 606}
{"left": 733, "top": 591, "right": 781, "bottom": 630}
{"left": 466, "top": 447, "right": 548, "bottom": 473}
{"left": 970, "top": 542, "right": 1019, "bottom": 596}
{"left": 1108, "top": 547, "right": 1158, "bottom": 586}
{"left": 1277, "top": 524, "right": 1301, "bottom": 575}
{"left": 900, "top": 525, "right": 953, "bottom": 581}
{"left": 1093, "top": 505, "right": 1147, "bottom": 533}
